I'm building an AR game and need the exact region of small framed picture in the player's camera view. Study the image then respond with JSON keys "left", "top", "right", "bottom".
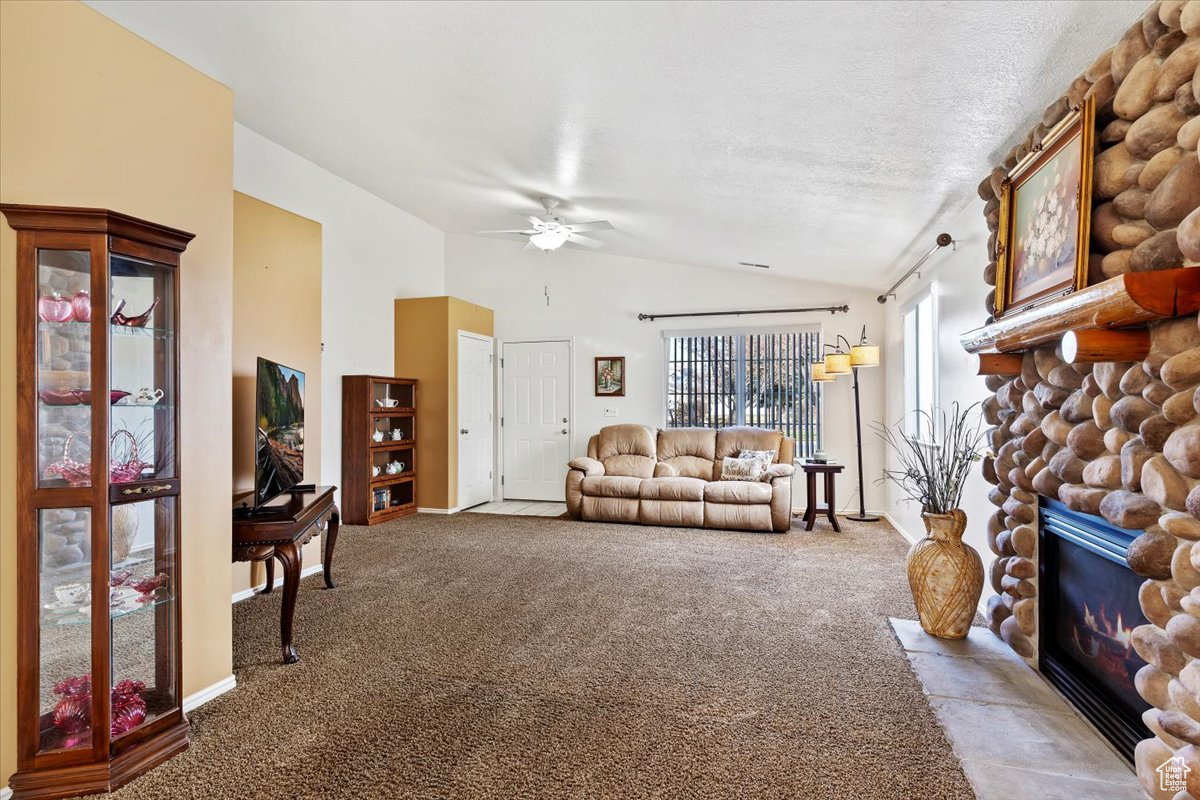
{"left": 594, "top": 356, "right": 625, "bottom": 396}
{"left": 994, "top": 94, "right": 1095, "bottom": 317}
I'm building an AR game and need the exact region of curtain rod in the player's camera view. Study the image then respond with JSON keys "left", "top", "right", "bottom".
{"left": 637, "top": 305, "right": 849, "bottom": 322}
{"left": 877, "top": 232, "right": 954, "bottom": 304}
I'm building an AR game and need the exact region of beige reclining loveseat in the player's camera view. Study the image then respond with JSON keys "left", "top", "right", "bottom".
{"left": 565, "top": 424, "right": 796, "bottom": 533}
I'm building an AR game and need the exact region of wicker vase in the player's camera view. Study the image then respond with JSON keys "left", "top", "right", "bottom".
{"left": 906, "top": 509, "right": 984, "bottom": 639}
{"left": 111, "top": 503, "right": 139, "bottom": 564}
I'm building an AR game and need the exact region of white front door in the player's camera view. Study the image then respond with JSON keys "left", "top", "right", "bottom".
{"left": 457, "top": 332, "right": 494, "bottom": 510}
{"left": 502, "top": 340, "right": 571, "bottom": 501}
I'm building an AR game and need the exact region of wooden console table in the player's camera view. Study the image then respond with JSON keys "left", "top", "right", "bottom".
{"left": 232, "top": 485, "right": 340, "bottom": 663}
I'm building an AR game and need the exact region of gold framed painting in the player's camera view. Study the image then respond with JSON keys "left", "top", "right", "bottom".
{"left": 994, "top": 94, "right": 1095, "bottom": 318}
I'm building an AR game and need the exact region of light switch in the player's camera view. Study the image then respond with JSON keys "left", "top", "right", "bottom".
{"left": 604, "top": 407, "right": 618, "bottom": 417}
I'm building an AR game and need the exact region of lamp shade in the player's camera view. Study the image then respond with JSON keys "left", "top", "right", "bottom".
{"left": 810, "top": 360, "right": 829, "bottom": 382}
{"left": 824, "top": 351, "right": 851, "bottom": 375}
{"left": 850, "top": 342, "right": 880, "bottom": 367}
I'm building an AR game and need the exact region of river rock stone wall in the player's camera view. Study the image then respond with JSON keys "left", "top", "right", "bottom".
{"left": 972, "top": 4, "right": 1200, "bottom": 797}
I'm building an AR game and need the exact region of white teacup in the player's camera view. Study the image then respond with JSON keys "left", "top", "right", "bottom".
{"left": 372, "top": 465, "right": 380, "bottom": 477}
{"left": 372, "top": 430, "right": 385, "bottom": 442}
{"left": 55, "top": 583, "right": 89, "bottom": 605}
{"left": 390, "top": 429, "right": 405, "bottom": 440}
{"left": 374, "top": 397, "right": 399, "bottom": 408}
{"left": 131, "top": 387, "right": 164, "bottom": 405}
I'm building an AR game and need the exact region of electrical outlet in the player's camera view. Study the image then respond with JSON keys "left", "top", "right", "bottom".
{"left": 604, "top": 407, "right": 618, "bottom": 417}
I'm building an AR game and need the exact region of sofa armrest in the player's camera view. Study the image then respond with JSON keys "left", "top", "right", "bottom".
{"left": 764, "top": 463, "right": 794, "bottom": 480}
{"left": 568, "top": 457, "right": 605, "bottom": 477}
{"left": 653, "top": 461, "right": 679, "bottom": 478}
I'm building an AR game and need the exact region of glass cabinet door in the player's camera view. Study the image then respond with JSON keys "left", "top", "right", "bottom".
{"left": 109, "top": 497, "right": 177, "bottom": 742}
{"left": 36, "top": 249, "right": 92, "bottom": 489}
{"left": 109, "top": 254, "right": 176, "bottom": 483}
{"left": 37, "top": 508, "right": 94, "bottom": 753}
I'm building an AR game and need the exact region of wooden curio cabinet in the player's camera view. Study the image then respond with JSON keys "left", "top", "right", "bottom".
{"left": 2, "top": 205, "right": 191, "bottom": 799}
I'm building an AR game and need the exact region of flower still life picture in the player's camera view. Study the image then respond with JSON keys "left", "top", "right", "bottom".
{"left": 595, "top": 357, "right": 625, "bottom": 396}
{"left": 996, "top": 96, "right": 1093, "bottom": 317}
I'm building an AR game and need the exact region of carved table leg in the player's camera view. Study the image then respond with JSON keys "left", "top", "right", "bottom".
{"left": 825, "top": 472, "right": 841, "bottom": 532}
{"left": 261, "top": 556, "right": 275, "bottom": 594}
{"left": 323, "top": 505, "right": 340, "bottom": 590}
{"left": 275, "top": 541, "right": 302, "bottom": 664}
{"left": 804, "top": 471, "right": 818, "bottom": 531}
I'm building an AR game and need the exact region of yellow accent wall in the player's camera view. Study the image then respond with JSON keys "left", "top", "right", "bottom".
{"left": 0, "top": 0, "right": 234, "bottom": 785}
{"left": 232, "top": 193, "right": 323, "bottom": 595}
{"left": 394, "top": 297, "right": 493, "bottom": 509}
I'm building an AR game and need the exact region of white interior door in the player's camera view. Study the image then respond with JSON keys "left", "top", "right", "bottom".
{"left": 502, "top": 340, "right": 571, "bottom": 501}
{"left": 457, "top": 332, "right": 494, "bottom": 510}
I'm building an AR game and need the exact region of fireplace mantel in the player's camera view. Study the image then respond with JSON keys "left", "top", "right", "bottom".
{"left": 959, "top": 268, "right": 1200, "bottom": 356}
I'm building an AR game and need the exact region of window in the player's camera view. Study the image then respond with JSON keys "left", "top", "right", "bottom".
{"left": 664, "top": 329, "right": 823, "bottom": 456}
{"left": 902, "top": 284, "right": 938, "bottom": 439}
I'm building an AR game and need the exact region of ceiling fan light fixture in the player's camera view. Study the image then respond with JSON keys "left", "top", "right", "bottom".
{"left": 530, "top": 230, "right": 568, "bottom": 251}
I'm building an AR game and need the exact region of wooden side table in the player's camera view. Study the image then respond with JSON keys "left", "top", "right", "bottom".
{"left": 797, "top": 461, "right": 843, "bottom": 532}
{"left": 232, "top": 485, "right": 340, "bottom": 663}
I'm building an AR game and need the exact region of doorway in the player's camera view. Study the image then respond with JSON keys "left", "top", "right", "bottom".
{"left": 501, "top": 339, "right": 572, "bottom": 501}
{"left": 457, "top": 331, "right": 494, "bottom": 510}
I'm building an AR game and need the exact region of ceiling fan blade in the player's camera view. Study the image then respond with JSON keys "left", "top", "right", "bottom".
{"left": 526, "top": 216, "right": 549, "bottom": 228}
{"left": 567, "top": 233, "right": 603, "bottom": 248}
{"left": 476, "top": 229, "right": 537, "bottom": 235}
{"left": 564, "top": 220, "right": 613, "bottom": 232}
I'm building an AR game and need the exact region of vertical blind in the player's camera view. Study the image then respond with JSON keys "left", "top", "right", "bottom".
{"left": 665, "top": 330, "right": 823, "bottom": 457}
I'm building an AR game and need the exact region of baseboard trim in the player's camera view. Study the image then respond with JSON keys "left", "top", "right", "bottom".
{"left": 182, "top": 674, "right": 236, "bottom": 713}
{"left": 231, "top": 562, "right": 323, "bottom": 604}
{"left": 881, "top": 512, "right": 920, "bottom": 545}
{"left": 417, "top": 506, "right": 461, "bottom": 515}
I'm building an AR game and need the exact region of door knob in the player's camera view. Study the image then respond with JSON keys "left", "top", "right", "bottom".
{"left": 561, "top": 428, "right": 568, "bottom": 434}
{"left": 460, "top": 428, "right": 469, "bottom": 435}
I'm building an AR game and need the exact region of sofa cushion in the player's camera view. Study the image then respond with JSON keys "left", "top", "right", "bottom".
{"left": 582, "top": 495, "right": 639, "bottom": 523}
{"left": 704, "top": 480, "right": 773, "bottom": 504}
{"left": 640, "top": 476, "right": 706, "bottom": 501}
{"left": 597, "top": 424, "right": 657, "bottom": 478}
{"left": 580, "top": 475, "right": 643, "bottom": 498}
{"left": 715, "top": 427, "right": 784, "bottom": 463}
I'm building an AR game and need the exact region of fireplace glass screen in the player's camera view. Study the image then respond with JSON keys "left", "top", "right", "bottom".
{"left": 1041, "top": 498, "right": 1151, "bottom": 762}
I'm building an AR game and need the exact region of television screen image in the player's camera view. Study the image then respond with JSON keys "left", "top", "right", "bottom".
{"left": 255, "top": 357, "right": 305, "bottom": 506}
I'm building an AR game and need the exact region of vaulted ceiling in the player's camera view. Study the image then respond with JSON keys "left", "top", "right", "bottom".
{"left": 88, "top": 0, "right": 1140, "bottom": 288}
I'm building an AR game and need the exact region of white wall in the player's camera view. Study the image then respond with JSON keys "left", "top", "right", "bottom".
{"left": 882, "top": 202, "right": 994, "bottom": 592}
{"left": 443, "top": 233, "right": 889, "bottom": 512}
{"left": 232, "top": 124, "right": 446, "bottom": 491}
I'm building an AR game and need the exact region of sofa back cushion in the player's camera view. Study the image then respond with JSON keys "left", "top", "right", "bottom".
{"left": 597, "top": 424, "right": 657, "bottom": 478}
{"left": 656, "top": 428, "right": 717, "bottom": 481}
{"left": 715, "top": 427, "right": 785, "bottom": 465}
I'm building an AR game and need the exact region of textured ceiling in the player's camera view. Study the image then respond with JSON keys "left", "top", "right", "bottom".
{"left": 88, "top": 0, "right": 1142, "bottom": 288}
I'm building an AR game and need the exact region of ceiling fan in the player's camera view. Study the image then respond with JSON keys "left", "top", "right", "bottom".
{"left": 477, "top": 197, "right": 613, "bottom": 251}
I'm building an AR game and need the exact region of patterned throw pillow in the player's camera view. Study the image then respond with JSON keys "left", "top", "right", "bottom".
{"left": 739, "top": 449, "right": 777, "bottom": 481}
{"left": 721, "top": 456, "right": 765, "bottom": 482}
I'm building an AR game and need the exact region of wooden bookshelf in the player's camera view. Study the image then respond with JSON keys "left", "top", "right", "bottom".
{"left": 341, "top": 375, "right": 417, "bottom": 524}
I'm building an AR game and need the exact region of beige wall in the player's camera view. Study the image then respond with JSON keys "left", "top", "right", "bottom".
{"left": 394, "top": 297, "right": 493, "bottom": 509}
{"left": 0, "top": 0, "right": 235, "bottom": 786}
{"left": 232, "top": 193, "right": 323, "bottom": 594}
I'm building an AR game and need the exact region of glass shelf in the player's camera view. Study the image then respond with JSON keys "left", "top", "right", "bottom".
{"left": 42, "top": 594, "right": 172, "bottom": 628}
{"left": 111, "top": 324, "right": 173, "bottom": 339}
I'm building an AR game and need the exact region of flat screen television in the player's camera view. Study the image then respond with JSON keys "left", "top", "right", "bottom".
{"left": 254, "top": 357, "right": 305, "bottom": 506}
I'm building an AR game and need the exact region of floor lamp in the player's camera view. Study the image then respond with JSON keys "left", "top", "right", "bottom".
{"left": 822, "top": 327, "right": 880, "bottom": 522}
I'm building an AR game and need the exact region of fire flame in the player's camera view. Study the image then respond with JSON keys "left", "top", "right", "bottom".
{"left": 1074, "top": 602, "right": 1134, "bottom": 658}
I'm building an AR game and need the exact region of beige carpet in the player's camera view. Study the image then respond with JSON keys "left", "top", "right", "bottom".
{"left": 95, "top": 513, "right": 974, "bottom": 800}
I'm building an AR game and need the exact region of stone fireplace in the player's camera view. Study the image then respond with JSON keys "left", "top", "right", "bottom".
{"left": 958, "top": 4, "right": 1200, "bottom": 797}
{"left": 1039, "top": 497, "right": 1152, "bottom": 761}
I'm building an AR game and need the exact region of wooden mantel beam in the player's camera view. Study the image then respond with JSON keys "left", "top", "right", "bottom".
{"left": 959, "top": 267, "right": 1200, "bottom": 354}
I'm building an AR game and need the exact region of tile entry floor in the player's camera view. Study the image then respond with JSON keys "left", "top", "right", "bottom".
{"left": 465, "top": 500, "right": 568, "bottom": 517}
{"left": 890, "top": 618, "right": 1141, "bottom": 800}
